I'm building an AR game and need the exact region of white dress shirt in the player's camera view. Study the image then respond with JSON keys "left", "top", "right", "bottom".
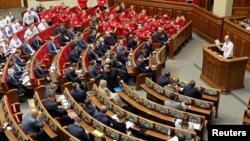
{"left": 22, "top": 11, "right": 40, "bottom": 26}
{"left": 0, "top": 30, "right": 7, "bottom": 42}
{"left": 5, "top": 15, "right": 14, "bottom": 24}
{"left": 5, "top": 26, "right": 13, "bottom": 37}
{"left": 0, "top": 19, "right": 6, "bottom": 28}
{"left": 37, "top": 22, "right": 49, "bottom": 32}
{"left": 24, "top": 27, "right": 39, "bottom": 39}
{"left": 12, "top": 22, "right": 23, "bottom": 33}
{"left": 9, "top": 38, "right": 22, "bottom": 49}
{"left": 0, "top": 41, "right": 9, "bottom": 54}
{"left": 219, "top": 41, "right": 234, "bottom": 59}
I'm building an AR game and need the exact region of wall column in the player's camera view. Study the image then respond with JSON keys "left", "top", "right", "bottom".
{"left": 213, "top": 0, "right": 233, "bottom": 17}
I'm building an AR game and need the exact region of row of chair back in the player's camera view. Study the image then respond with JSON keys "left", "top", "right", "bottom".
{"left": 63, "top": 86, "right": 145, "bottom": 141}
{"left": 91, "top": 84, "right": 199, "bottom": 141}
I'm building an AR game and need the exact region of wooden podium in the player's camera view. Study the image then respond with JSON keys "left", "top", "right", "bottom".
{"left": 200, "top": 45, "right": 248, "bottom": 92}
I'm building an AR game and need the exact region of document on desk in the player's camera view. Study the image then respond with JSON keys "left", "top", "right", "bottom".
{"left": 22, "top": 76, "right": 30, "bottom": 85}
{"left": 175, "top": 119, "right": 200, "bottom": 130}
{"left": 215, "top": 39, "right": 220, "bottom": 46}
{"left": 126, "top": 121, "right": 135, "bottom": 129}
{"left": 168, "top": 136, "right": 178, "bottom": 141}
{"left": 92, "top": 130, "right": 104, "bottom": 136}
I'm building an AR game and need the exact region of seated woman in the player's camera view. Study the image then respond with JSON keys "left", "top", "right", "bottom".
{"left": 175, "top": 113, "right": 195, "bottom": 132}
{"left": 112, "top": 111, "right": 127, "bottom": 134}
{"left": 99, "top": 79, "right": 127, "bottom": 107}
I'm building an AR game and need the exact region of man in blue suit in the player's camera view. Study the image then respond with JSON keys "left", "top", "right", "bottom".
{"left": 176, "top": 80, "right": 202, "bottom": 99}
{"left": 136, "top": 54, "right": 156, "bottom": 82}
{"left": 21, "top": 38, "right": 35, "bottom": 57}
{"left": 47, "top": 36, "right": 60, "bottom": 55}
{"left": 67, "top": 47, "right": 81, "bottom": 64}
{"left": 157, "top": 72, "right": 171, "bottom": 87}
{"left": 68, "top": 117, "right": 90, "bottom": 141}
{"left": 14, "top": 50, "right": 26, "bottom": 68}
{"left": 93, "top": 105, "right": 113, "bottom": 126}
{"left": 70, "top": 82, "right": 87, "bottom": 103}
{"left": 30, "top": 34, "right": 43, "bottom": 51}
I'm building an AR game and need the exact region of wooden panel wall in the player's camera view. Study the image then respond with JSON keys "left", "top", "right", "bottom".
{"left": 232, "top": 0, "right": 250, "bottom": 17}
{"left": 0, "top": 0, "right": 21, "bottom": 8}
{"left": 222, "top": 16, "right": 250, "bottom": 71}
{"left": 108, "top": 0, "right": 223, "bottom": 43}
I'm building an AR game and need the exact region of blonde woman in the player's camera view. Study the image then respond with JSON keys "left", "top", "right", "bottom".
{"left": 99, "top": 79, "right": 127, "bottom": 107}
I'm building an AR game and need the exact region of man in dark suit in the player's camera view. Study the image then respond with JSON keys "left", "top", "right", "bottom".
{"left": 76, "top": 34, "right": 88, "bottom": 50}
{"left": 65, "top": 63, "right": 86, "bottom": 90}
{"left": 93, "top": 105, "right": 113, "bottom": 126}
{"left": 67, "top": 47, "right": 81, "bottom": 64}
{"left": 0, "top": 46, "right": 7, "bottom": 70}
{"left": 144, "top": 38, "right": 154, "bottom": 53}
{"left": 136, "top": 54, "right": 156, "bottom": 82}
{"left": 176, "top": 80, "right": 202, "bottom": 99}
{"left": 94, "top": 41, "right": 105, "bottom": 57}
{"left": 117, "top": 47, "right": 128, "bottom": 65}
{"left": 67, "top": 26, "right": 76, "bottom": 40}
{"left": 103, "top": 31, "right": 116, "bottom": 49}
{"left": 34, "top": 59, "right": 50, "bottom": 83}
{"left": 47, "top": 36, "right": 60, "bottom": 55}
{"left": 14, "top": 50, "right": 27, "bottom": 68}
{"left": 127, "top": 36, "right": 139, "bottom": 51}
{"left": 88, "top": 44, "right": 101, "bottom": 63}
{"left": 54, "top": 23, "right": 65, "bottom": 35}
{"left": 68, "top": 117, "right": 90, "bottom": 141}
{"left": 6, "top": 68, "right": 33, "bottom": 97}
{"left": 43, "top": 92, "right": 74, "bottom": 126}
{"left": 88, "top": 60, "right": 102, "bottom": 81}
{"left": 157, "top": 72, "right": 171, "bottom": 87}
{"left": 30, "top": 34, "right": 43, "bottom": 51}
{"left": 155, "top": 27, "right": 168, "bottom": 46}
{"left": 59, "top": 29, "right": 71, "bottom": 46}
{"left": 87, "top": 30, "right": 99, "bottom": 43}
{"left": 21, "top": 38, "right": 35, "bottom": 57}
{"left": 70, "top": 82, "right": 87, "bottom": 103}
{"left": 137, "top": 46, "right": 150, "bottom": 62}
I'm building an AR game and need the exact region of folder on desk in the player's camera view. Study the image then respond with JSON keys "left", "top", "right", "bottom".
{"left": 92, "top": 130, "right": 104, "bottom": 136}
{"left": 114, "top": 86, "right": 122, "bottom": 92}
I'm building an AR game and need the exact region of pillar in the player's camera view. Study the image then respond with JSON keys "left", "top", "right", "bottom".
{"left": 212, "top": 0, "right": 233, "bottom": 17}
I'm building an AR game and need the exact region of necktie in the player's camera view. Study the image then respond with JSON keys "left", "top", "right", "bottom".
{"left": 27, "top": 44, "right": 34, "bottom": 54}
{"left": 15, "top": 64, "right": 21, "bottom": 71}
{"left": 52, "top": 42, "right": 57, "bottom": 52}
{"left": 37, "top": 40, "right": 39, "bottom": 47}
{"left": 11, "top": 75, "right": 17, "bottom": 83}
{"left": 92, "top": 51, "right": 99, "bottom": 59}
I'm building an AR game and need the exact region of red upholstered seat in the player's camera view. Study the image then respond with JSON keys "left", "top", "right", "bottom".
{"left": 86, "top": 7, "right": 97, "bottom": 16}
{"left": 16, "top": 28, "right": 27, "bottom": 40}
{"left": 3, "top": 67, "right": 9, "bottom": 92}
{"left": 82, "top": 19, "right": 91, "bottom": 30}
{"left": 39, "top": 25, "right": 57, "bottom": 41}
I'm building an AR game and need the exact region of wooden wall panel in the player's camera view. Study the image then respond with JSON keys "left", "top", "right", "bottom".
{"left": 232, "top": 0, "right": 250, "bottom": 17}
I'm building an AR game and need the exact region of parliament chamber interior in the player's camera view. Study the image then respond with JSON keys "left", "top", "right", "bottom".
{"left": 0, "top": 0, "right": 250, "bottom": 141}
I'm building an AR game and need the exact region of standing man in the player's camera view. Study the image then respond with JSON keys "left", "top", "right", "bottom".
{"left": 216, "top": 35, "right": 234, "bottom": 59}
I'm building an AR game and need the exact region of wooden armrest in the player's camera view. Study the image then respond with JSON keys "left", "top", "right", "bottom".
{"left": 11, "top": 103, "right": 20, "bottom": 113}
{"left": 37, "top": 78, "right": 45, "bottom": 85}
{"left": 14, "top": 112, "right": 23, "bottom": 124}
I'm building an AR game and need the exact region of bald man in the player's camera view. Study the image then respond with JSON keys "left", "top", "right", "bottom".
{"left": 217, "top": 35, "right": 234, "bottom": 59}
{"left": 176, "top": 80, "right": 202, "bottom": 99}
{"left": 21, "top": 108, "right": 45, "bottom": 140}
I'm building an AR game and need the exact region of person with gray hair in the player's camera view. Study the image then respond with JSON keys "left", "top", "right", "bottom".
{"left": 6, "top": 68, "right": 34, "bottom": 97}
{"left": 21, "top": 108, "right": 45, "bottom": 140}
{"left": 164, "top": 93, "right": 186, "bottom": 111}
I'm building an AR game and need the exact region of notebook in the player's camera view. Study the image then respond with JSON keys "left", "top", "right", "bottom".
{"left": 113, "top": 86, "right": 122, "bottom": 92}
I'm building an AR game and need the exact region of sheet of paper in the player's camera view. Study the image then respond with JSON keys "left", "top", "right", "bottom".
{"left": 111, "top": 114, "right": 118, "bottom": 120}
{"left": 22, "top": 76, "right": 30, "bottom": 85}
{"left": 215, "top": 39, "right": 220, "bottom": 46}
{"left": 92, "top": 130, "right": 104, "bottom": 136}
{"left": 125, "top": 121, "right": 135, "bottom": 129}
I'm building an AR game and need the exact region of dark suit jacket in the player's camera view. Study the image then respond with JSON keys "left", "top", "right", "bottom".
{"left": 65, "top": 67, "right": 80, "bottom": 83}
{"left": 83, "top": 104, "right": 97, "bottom": 116}
{"left": 43, "top": 99, "right": 67, "bottom": 117}
{"left": 67, "top": 50, "right": 80, "bottom": 63}
{"left": 47, "top": 41, "right": 59, "bottom": 55}
{"left": 21, "top": 43, "right": 33, "bottom": 56}
{"left": 88, "top": 51, "right": 99, "bottom": 61}
{"left": 136, "top": 60, "right": 148, "bottom": 73}
{"left": 77, "top": 38, "right": 88, "bottom": 50}
{"left": 0, "top": 53, "right": 6, "bottom": 63}
{"left": 88, "top": 65, "right": 101, "bottom": 81}
{"left": 93, "top": 111, "right": 112, "bottom": 126}
{"left": 144, "top": 42, "right": 153, "bottom": 52}
{"left": 54, "top": 26, "right": 61, "bottom": 35}
{"left": 14, "top": 55, "right": 26, "bottom": 67}
{"left": 34, "top": 65, "right": 46, "bottom": 79}
{"left": 183, "top": 86, "right": 202, "bottom": 99}
{"left": 30, "top": 38, "right": 42, "bottom": 51}
{"left": 59, "top": 34, "right": 71, "bottom": 46}
{"left": 68, "top": 123, "right": 90, "bottom": 141}
{"left": 138, "top": 50, "right": 150, "bottom": 58}
{"left": 71, "top": 41, "right": 79, "bottom": 50}
{"left": 104, "top": 36, "right": 116, "bottom": 48}
{"left": 70, "top": 89, "right": 87, "bottom": 103}
{"left": 87, "top": 33, "right": 97, "bottom": 43}
{"left": 94, "top": 46, "right": 105, "bottom": 57}
{"left": 67, "top": 30, "right": 76, "bottom": 40}
{"left": 100, "top": 68, "right": 121, "bottom": 91}
{"left": 155, "top": 31, "right": 168, "bottom": 45}
{"left": 113, "top": 120, "right": 127, "bottom": 134}
{"left": 157, "top": 74, "right": 169, "bottom": 87}
{"left": 6, "top": 75, "right": 25, "bottom": 94}
{"left": 117, "top": 52, "right": 127, "bottom": 64}
{"left": 127, "top": 39, "right": 138, "bottom": 50}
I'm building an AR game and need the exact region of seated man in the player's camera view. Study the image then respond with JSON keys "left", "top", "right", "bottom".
{"left": 6, "top": 68, "right": 33, "bottom": 97}
{"left": 176, "top": 80, "right": 202, "bottom": 99}
{"left": 83, "top": 98, "right": 97, "bottom": 116}
{"left": 88, "top": 60, "right": 102, "bottom": 81}
{"left": 47, "top": 36, "right": 60, "bottom": 55}
{"left": 155, "top": 27, "right": 169, "bottom": 46}
{"left": 68, "top": 117, "right": 90, "bottom": 141}
{"left": 93, "top": 105, "right": 113, "bottom": 126}
{"left": 103, "top": 31, "right": 116, "bottom": 50}
{"left": 21, "top": 38, "right": 36, "bottom": 57}
{"left": 21, "top": 108, "right": 46, "bottom": 140}
{"left": 23, "top": 23, "right": 39, "bottom": 39}
{"left": 157, "top": 72, "right": 171, "bottom": 87}
{"left": 136, "top": 55, "right": 156, "bottom": 82}
{"left": 65, "top": 63, "right": 86, "bottom": 90}
{"left": 37, "top": 19, "right": 49, "bottom": 32}
{"left": 70, "top": 82, "right": 87, "bottom": 103}
{"left": 164, "top": 93, "right": 186, "bottom": 111}
{"left": 30, "top": 34, "right": 43, "bottom": 51}
{"left": 43, "top": 92, "right": 74, "bottom": 126}
{"left": 34, "top": 59, "right": 51, "bottom": 84}
{"left": 67, "top": 46, "right": 81, "bottom": 64}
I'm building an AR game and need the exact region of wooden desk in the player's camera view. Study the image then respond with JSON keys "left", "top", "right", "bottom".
{"left": 242, "top": 110, "right": 250, "bottom": 125}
